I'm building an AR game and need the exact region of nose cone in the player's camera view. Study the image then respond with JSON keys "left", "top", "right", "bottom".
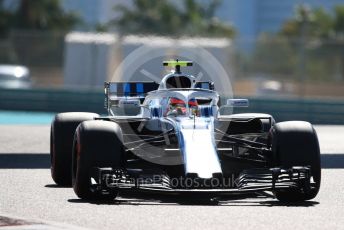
{"left": 179, "top": 119, "right": 222, "bottom": 179}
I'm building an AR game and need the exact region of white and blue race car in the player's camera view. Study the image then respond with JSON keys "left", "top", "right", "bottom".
{"left": 50, "top": 60, "right": 321, "bottom": 202}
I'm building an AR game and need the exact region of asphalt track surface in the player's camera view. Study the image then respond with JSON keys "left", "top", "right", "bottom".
{"left": 0, "top": 124, "right": 344, "bottom": 230}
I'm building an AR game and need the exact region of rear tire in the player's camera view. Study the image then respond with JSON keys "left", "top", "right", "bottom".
{"left": 72, "top": 120, "right": 125, "bottom": 200}
{"left": 50, "top": 112, "right": 99, "bottom": 186}
{"left": 270, "top": 121, "right": 321, "bottom": 202}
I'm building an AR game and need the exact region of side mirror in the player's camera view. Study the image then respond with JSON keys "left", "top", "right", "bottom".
{"left": 226, "top": 99, "right": 249, "bottom": 107}
{"left": 118, "top": 98, "right": 141, "bottom": 108}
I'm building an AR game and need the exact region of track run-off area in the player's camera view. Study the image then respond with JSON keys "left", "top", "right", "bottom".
{"left": 0, "top": 113, "right": 343, "bottom": 229}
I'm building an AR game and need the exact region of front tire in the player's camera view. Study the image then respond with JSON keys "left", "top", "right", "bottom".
{"left": 270, "top": 121, "right": 321, "bottom": 202}
{"left": 72, "top": 120, "right": 125, "bottom": 200}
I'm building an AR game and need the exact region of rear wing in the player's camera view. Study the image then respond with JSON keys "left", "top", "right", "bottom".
{"left": 104, "top": 82, "right": 159, "bottom": 97}
{"left": 104, "top": 81, "right": 159, "bottom": 110}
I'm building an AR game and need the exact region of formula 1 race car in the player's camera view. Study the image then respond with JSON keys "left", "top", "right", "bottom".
{"left": 50, "top": 60, "right": 321, "bottom": 202}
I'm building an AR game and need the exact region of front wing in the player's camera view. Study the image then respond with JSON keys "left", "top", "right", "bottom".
{"left": 90, "top": 166, "right": 312, "bottom": 195}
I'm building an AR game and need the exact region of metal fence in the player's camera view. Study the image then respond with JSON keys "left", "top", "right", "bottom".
{"left": 232, "top": 37, "right": 344, "bottom": 99}
{"left": 1, "top": 31, "right": 344, "bottom": 96}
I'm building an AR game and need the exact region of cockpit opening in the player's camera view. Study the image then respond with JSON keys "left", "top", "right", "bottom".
{"left": 163, "top": 97, "right": 215, "bottom": 118}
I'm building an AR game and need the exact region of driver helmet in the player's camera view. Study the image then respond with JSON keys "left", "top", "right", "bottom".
{"left": 165, "top": 97, "right": 199, "bottom": 116}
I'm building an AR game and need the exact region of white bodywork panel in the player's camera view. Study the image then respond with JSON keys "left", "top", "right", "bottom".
{"left": 178, "top": 118, "right": 222, "bottom": 178}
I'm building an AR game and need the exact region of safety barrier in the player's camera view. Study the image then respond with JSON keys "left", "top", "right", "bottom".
{"left": 0, "top": 87, "right": 106, "bottom": 114}
{"left": 0, "top": 87, "right": 343, "bottom": 124}
{"left": 234, "top": 97, "right": 344, "bottom": 124}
